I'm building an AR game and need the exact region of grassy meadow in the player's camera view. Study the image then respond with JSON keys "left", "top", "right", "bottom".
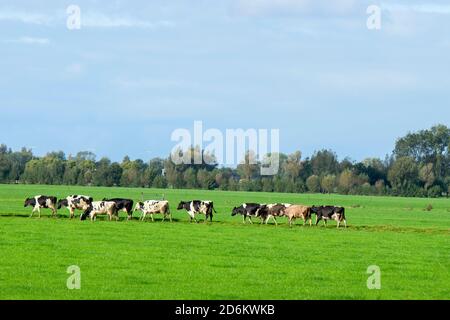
{"left": 0, "top": 184, "right": 449, "bottom": 300}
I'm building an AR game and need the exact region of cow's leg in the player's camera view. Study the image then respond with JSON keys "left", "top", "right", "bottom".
{"left": 272, "top": 217, "right": 278, "bottom": 226}
{"left": 70, "top": 207, "right": 75, "bottom": 219}
{"left": 343, "top": 219, "right": 347, "bottom": 228}
{"left": 29, "top": 208, "right": 34, "bottom": 218}
{"left": 37, "top": 206, "right": 41, "bottom": 218}
{"left": 151, "top": 214, "right": 155, "bottom": 222}
{"left": 242, "top": 215, "right": 246, "bottom": 224}
{"left": 248, "top": 216, "right": 253, "bottom": 224}
{"left": 50, "top": 206, "right": 56, "bottom": 217}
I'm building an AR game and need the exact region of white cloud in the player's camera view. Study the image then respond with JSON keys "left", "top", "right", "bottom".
{"left": 380, "top": 2, "right": 450, "bottom": 36}
{"left": 0, "top": 8, "right": 174, "bottom": 29}
{"left": 114, "top": 77, "right": 199, "bottom": 90}
{"left": 381, "top": 3, "right": 450, "bottom": 15}
{"left": 81, "top": 12, "right": 174, "bottom": 29}
{"left": 0, "top": 9, "right": 51, "bottom": 25}
{"left": 66, "top": 63, "right": 83, "bottom": 75}
{"left": 317, "top": 70, "right": 418, "bottom": 91}
{"left": 236, "top": 0, "right": 358, "bottom": 16}
{"left": 6, "top": 36, "right": 49, "bottom": 45}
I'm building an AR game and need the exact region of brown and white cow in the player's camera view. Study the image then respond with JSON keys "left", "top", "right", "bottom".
{"left": 257, "top": 203, "right": 290, "bottom": 225}
{"left": 284, "top": 205, "right": 312, "bottom": 227}
{"left": 134, "top": 200, "right": 171, "bottom": 222}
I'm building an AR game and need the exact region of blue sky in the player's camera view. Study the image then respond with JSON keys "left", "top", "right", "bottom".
{"left": 1, "top": 0, "right": 449, "bottom": 162}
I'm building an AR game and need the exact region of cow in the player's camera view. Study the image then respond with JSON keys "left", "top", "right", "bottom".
{"left": 102, "top": 198, "right": 134, "bottom": 220}
{"left": 231, "top": 203, "right": 263, "bottom": 224}
{"left": 284, "top": 205, "right": 312, "bottom": 227}
{"left": 80, "top": 201, "right": 118, "bottom": 221}
{"left": 57, "top": 195, "right": 93, "bottom": 219}
{"left": 24, "top": 195, "right": 57, "bottom": 218}
{"left": 311, "top": 206, "right": 347, "bottom": 228}
{"left": 257, "top": 203, "right": 289, "bottom": 225}
{"left": 134, "top": 200, "right": 171, "bottom": 222}
{"left": 177, "top": 200, "right": 216, "bottom": 222}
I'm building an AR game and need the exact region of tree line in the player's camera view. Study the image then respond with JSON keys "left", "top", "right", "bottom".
{"left": 0, "top": 124, "right": 448, "bottom": 198}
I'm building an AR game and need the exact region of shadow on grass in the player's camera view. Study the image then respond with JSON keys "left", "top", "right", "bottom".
{"left": 0, "top": 214, "right": 447, "bottom": 235}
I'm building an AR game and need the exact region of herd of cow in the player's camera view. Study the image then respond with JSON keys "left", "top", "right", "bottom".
{"left": 23, "top": 195, "right": 348, "bottom": 228}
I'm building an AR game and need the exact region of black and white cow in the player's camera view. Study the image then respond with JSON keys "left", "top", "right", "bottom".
{"left": 177, "top": 200, "right": 216, "bottom": 222}
{"left": 24, "top": 195, "right": 58, "bottom": 218}
{"left": 102, "top": 198, "right": 134, "bottom": 220}
{"left": 80, "top": 201, "right": 118, "bottom": 221}
{"left": 310, "top": 205, "right": 347, "bottom": 228}
{"left": 231, "top": 203, "right": 263, "bottom": 224}
{"left": 134, "top": 200, "right": 171, "bottom": 222}
{"left": 57, "top": 195, "right": 93, "bottom": 219}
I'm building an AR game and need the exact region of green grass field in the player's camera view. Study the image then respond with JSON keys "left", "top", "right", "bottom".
{"left": 0, "top": 184, "right": 449, "bottom": 300}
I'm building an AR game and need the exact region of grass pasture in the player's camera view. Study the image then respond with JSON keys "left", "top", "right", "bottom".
{"left": 0, "top": 184, "right": 449, "bottom": 300}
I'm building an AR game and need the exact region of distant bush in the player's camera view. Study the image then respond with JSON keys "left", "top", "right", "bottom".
{"left": 427, "top": 185, "right": 443, "bottom": 198}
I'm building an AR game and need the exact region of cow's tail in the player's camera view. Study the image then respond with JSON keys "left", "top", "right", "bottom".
{"left": 307, "top": 206, "right": 312, "bottom": 218}
{"left": 211, "top": 202, "right": 217, "bottom": 213}
{"left": 166, "top": 202, "right": 171, "bottom": 214}
{"left": 127, "top": 200, "right": 134, "bottom": 218}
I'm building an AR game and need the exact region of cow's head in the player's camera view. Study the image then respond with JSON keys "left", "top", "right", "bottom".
{"left": 134, "top": 202, "right": 144, "bottom": 211}
{"left": 80, "top": 208, "right": 91, "bottom": 221}
{"left": 177, "top": 201, "right": 186, "bottom": 210}
{"left": 256, "top": 205, "right": 268, "bottom": 217}
{"left": 231, "top": 206, "right": 240, "bottom": 216}
{"left": 57, "top": 199, "right": 68, "bottom": 209}
{"left": 24, "top": 198, "right": 34, "bottom": 207}
{"left": 310, "top": 206, "right": 321, "bottom": 214}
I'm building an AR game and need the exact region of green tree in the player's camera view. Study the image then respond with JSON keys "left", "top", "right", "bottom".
{"left": 419, "top": 163, "right": 435, "bottom": 191}
{"left": 306, "top": 175, "right": 320, "bottom": 193}
{"left": 236, "top": 151, "right": 260, "bottom": 180}
{"left": 338, "top": 169, "right": 357, "bottom": 194}
{"left": 282, "top": 151, "right": 302, "bottom": 181}
{"left": 183, "top": 167, "right": 197, "bottom": 189}
{"left": 311, "top": 149, "right": 339, "bottom": 176}
{"left": 321, "top": 174, "right": 336, "bottom": 193}
{"left": 388, "top": 157, "right": 419, "bottom": 196}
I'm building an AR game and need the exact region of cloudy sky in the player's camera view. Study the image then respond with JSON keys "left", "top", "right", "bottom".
{"left": 1, "top": 0, "right": 449, "bottom": 163}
